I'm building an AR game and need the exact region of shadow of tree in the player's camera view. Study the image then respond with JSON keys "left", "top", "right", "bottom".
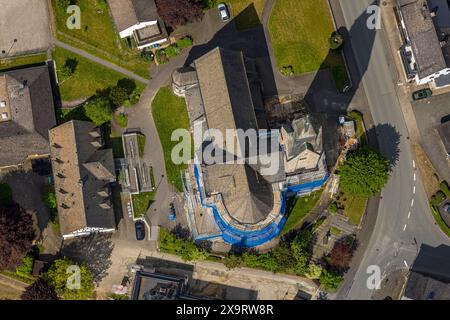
{"left": 61, "top": 232, "right": 114, "bottom": 284}
{"left": 366, "top": 123, "right": 401, "bottom": 170}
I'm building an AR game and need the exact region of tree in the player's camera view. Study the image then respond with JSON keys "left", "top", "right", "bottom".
{"left": 0, "top": 204, "right": 35, "bottom": 271}
{"left": 339, "top": 147, "right": 390, "bottom": 197}
{"left": 290, "top": 230, "right": 313, "bottom": 275}
{"left": 16, "top": 254, "right": 34, "bottom": 278}
{"left": 21, "top": 278, "right": 59, "bottom": 300}
{"left": 320, "top": 269, "right": 343, "bottom": 291}
{"left": 117, "top": 78, "right": 136, "bottom": 95}
{"left": 329, "top": 239, "right": 355, "bottom": 273}
{"left": 43, "top": 258, "right": 94, "bottom": 300}
{"left": 109, "top": 86, "right": 129, "bottom": 107}
{"left": 84, "top": 97, "right": 112, "bottom": 126}
{"left": 42, "top": 186, "right": 57, "bottom": 211}
{"left": 156, "top": 0, "right": 204, "bottom": 28}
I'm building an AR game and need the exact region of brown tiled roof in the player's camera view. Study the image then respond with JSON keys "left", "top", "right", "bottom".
{"left": 0, "top": 65, "right": 56, "bottom": 168}
{"left": 49, "top": 121, "right": 116, "bottom": 236}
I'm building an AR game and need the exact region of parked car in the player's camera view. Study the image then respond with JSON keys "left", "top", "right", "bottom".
{"left": 134, "top": 221, "right": 145, "bottom": 240}
{"left": 169, "top": 202, "right": 176, "bottom": 221}
{"left": 412, "top": 88, "right": 432, "bottom": 101}
{"left": 218, "top": 3, "right": 230, "bottom": 21}
{"left": 444, "top": 203, "right": 450, "bottom": 214}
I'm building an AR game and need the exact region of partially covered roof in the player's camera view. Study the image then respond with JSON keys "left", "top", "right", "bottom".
{"left": 398, "top": 0, "right": 447, "bottom": 79}
{"left": 195, "top": 48, "right": 274, "bottom": 225}
{"left": 108, "top": 0, "right": 159, "bottom": 32}
{"left": 281, "top": 116, "right": 322, "bottom": 161}
{"left": 438, "top": 121, "right": 450, "bottom": 153}
{"left": 0, "top": 65, "right": 56, "bottom": 167}
{"left": 50, "top": 121, "right": 116, "bottom": 236}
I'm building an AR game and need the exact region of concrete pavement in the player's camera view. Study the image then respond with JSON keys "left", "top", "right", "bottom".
{"left": 336, "top": 0, "right": 450, "bottom": 299}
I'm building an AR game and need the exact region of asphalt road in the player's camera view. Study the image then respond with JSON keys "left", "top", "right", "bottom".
{"left": 337, "top": 0, "right": 450, "bottom": 299}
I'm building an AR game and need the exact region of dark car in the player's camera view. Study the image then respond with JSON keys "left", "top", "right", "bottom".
{"left": 169, "top": 202, "right": 176, "bottom": 221}
{"left": 135, "top": 221, "right": 145, "bottom": 241}
{"left": 412, "top": 88, "right": 432, "bottom": 101}
{"left": 444, "top": 203, "right": 450, "bottom": 214}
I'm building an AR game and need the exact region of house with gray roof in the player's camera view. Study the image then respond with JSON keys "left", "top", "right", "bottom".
{"left": 397, "top": 0, "right": 450, "bottom": 86}
{"left": 49, "top": 120, "right": 116, "bottom": 239}
{"left": 438, "top": 121, "right": 450, "bottom": 157}
{"left": 0, "top": 65, "right": 56, "bottom": 169}
{"left": 107, "top": 0, "right": 168, "bottom": 50}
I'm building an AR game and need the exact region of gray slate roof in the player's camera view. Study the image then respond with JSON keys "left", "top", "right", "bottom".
{"left": 108, "top": 0, "right": 159, "bottom": 32}
{"left": 0, "top": 65, "right": 56, "bottom": 168}
{"left": 438, "top": 121, "right": 450, "bottom": 153}
{"left": 404, "top": 271, "right": 450, "bottom": 300}
{"left": 398, "top": 0, "right": 448, "bottom": 79}
{"left": 195, "top": 48, "right": 274, "bottom": 224}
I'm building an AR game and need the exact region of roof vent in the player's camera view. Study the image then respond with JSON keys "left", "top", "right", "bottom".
{"left": 0, "top": 101, "right": 6, "bottom": 108}
{"left": 1, "top": 112, "right": 8, "bottom": 119}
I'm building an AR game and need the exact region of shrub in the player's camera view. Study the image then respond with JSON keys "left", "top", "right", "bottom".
{"left": 177, "top": 36, "right": 193, "bottom": 49}
{"left": 164, "top": 45, "right": 180, "bottom": 58}
{"left": 320, "top": 269, "right": 343, "bottom": 291}
{"left": 159, "top": 229, "right": 207, "bottom": 261}
{"left": 117, "top": 78, "right": 136, "bottom": 95}
{"left": 109, "top": 86, "right": 129, "bottom": 107}
{"left": 84, "top": 97, "right": 112, "bottom": 125}
{"left": 115, "top": 113, "right": 128, "bottom": 128}
{"left": 329, "top": 202, "right": 338, "bottom": 214}
{"left": 223, "top": 254, "right": 243, "bottom": 269}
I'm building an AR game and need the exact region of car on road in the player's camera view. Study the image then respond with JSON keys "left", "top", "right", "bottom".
{"left": 169, "top": 202, "right": 176, "bottom": 221}
{"left": 218, "top": 3, "right": 230, "bottom": 22}
{"left": 135, "top": 220, "right": 145, "bottom": 240}
{"left": 412, "top": 88, "right": 432, "bottom": 101}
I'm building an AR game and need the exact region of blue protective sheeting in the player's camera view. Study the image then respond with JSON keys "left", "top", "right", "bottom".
{"left": 192, "top": 164, "right": 327, "bottom": 247}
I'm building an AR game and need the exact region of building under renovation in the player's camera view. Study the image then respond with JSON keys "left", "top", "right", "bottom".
{"left": 172, "top": 47, "right": 328, "bottom": 247}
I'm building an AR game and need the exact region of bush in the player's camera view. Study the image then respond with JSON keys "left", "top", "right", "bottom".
{"left": 15, "top": 255, "right": 34, "bottom": 278}
{"left": 117, "top": 78, "right": 136, "bottom": 95}
{"left": 164, "top": 45, "right": 180, "bottom": 58}
{"left": 159, "top": 229, "right": 208, "bottom": 262}
{"left": 42, "top": 186, "right": 57, "bottom": 210}
{"left": 84, "top": 97, "right": 112, "bottom": 126}
{"left": 329, "top": 202, "right": 338, "bottom": 214}
{"left": 109, "top": 86, "right": 129, "bottom": 107}
{"left": 431, "top": 191, "right": 447, "bottom": 206}
{"left": 177, "top": 36, "right": 193, "bottom": 49}
{"left": 129, "top": 91, "right": 141, "bottom": 105}
{"left": 320, "top": 269, "right": 343, "bottom": 291}
{"left": 224, "top": 254, "right": 243, "bottom": 269}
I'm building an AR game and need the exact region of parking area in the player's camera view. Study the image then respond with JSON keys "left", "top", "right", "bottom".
{"left": 0, "top": 0, "right": 51, "bottom": 57}
{"left": 412, "top": 92, "right": 450, "bottom": 183}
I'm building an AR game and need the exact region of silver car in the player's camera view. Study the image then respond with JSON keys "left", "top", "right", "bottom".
{"left": 218, "top": 3, "right": 230, "bottom": 21}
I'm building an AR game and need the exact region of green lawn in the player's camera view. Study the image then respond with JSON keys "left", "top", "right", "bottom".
{"left": 0, "top": 53, "right": 47, "bottom": 72}
{"left": 132, "top": 192, "right": 155, "bottom": 218}
{"left": 51, "top": 0, "right": 150, "bottom": 78}
{"left": 336, "top": 191, "right": 368, "bottom": 226}
{"left": 282, "top": 189, "right": 323, "bottom": 235}
{"left": 268, "top": 0, "right": 349, "bottom": 90}
{"left": 227, "top": 0, "right": 266, "bottom": 30}
{"left": 53, "top": 46, "right": 144, "bottom": 101}
{"left": 152, "top": 87, "right": 191, "bottom": 192}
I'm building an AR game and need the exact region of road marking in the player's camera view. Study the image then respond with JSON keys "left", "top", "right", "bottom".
{"left": 408, "top": 211, "right": 411, "bottom": 219}
{"left": 413, "top": 186, "right": 416, "bottom": 194}
{"left": 413, "top": 173, "right": 417, "bottom": 181}
{"left": 413, "top": 160, "right": 416, "bottom": 169}
{"left": 404, "top": 260, "right": 409, "bottom": 268}
{"left": 403, "top": 224, "right": 407, "bottom": 231}
{"left": 411, "top": 199, "right": 414, "bottom": 207}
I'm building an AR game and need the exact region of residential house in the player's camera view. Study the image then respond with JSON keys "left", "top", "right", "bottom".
{"left": 49, "top": 120, "right": 116, "bottom": 239}
{"left": 397, "top": 0, "right": 450, "bottom": 87}
{"left": 107, "top": 0, "right": 168, "bottom": 50}
{"left": 0, "top": 65, "right": 56, "bottom": 170}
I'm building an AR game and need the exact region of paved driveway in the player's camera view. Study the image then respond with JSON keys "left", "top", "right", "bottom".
{"left": 412, "top": 93, "right": 450, "bottom": 183}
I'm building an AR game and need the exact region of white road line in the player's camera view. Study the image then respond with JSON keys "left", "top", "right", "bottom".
{"left": 404, "top": 260, "right": 409, "bottom": 268}
{"left": 413, "top": 160, "right": 416, "bottom": 169}
{"left": 403, "top": 224, "right": 407, "bottom": 231}
{"left": 413, "top": 173, "right": 417, "bottom": 181}
{"left": 413, "top": 186, "right": 416, "bottom": 194}
{"left": 408, "top": 211, "right": 411, "bottom": 219}
{"left": 411, "top": 199, "right": 415, "bottom": 207}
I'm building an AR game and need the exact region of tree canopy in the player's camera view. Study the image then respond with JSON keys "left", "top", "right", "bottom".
{"left": 21, "top": 278, "right": 59, "bottom": 300}
{"left": 339, "top": 147, "right": 390, "bottom": 196}
{"left": 43, "top": 258, "right": 94, "bottom": 300}
{"left": 0, "top": 204, "right": 35, "bottom": 271}
{"left": 156, "top": 0, "right": 204, "bottom": 28}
